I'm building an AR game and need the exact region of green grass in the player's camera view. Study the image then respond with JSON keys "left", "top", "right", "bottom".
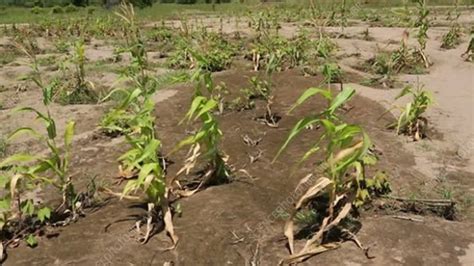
{"left": 0, "top": 3, "right": 251, "bottom": 24}
{"left": 1, "top": 1, "right": 472, "bottom": 24}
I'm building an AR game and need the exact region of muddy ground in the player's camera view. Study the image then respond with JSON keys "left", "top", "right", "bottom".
{"left": 0, "top": 10, "right": 473, "bottom": 266}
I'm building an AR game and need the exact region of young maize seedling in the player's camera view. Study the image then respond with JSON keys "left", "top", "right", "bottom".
{"left": 172, "top": 69, "right": 230, "bottom": 192}
{"left": 15, "top": 43, "right": 80, "bottom": 215}
{"left": 56, "top": 40, "right": 98, "bottom": 105}
{"left": 462, "top": 31, "right": 474, "bottom": 62}
{"left": 387, "top": 84, "right": 434, "bottom": 141}
{"left": 250, "top": 31, "right": 319, "bottom": 73}
{"left": 339, "top": 0, "right": 348, "bottom": 34}
{"left": 414, "top": 0, "right": 432, "bottom": 68}
{"left": 321, "top": 62, "right": 343, "bottom": 87}
{"left": 118, "top": 97, "right": 176, "bottom": 245}
{"left": 275, "top": 87, "right": 389, "bottom": 263}
{"left": 100, "top": 86, "right": 144, "bottom": 136}
{"left": 230, "top": 76, "right": 272, "bottom": 112}
{"left": 104, "top": 2, "right": 177, "bottom": 247}
{"left": 384, "top": 31, "right": 427, "bottom": 75}
{"left": 174, "top": 96, "right": 230, "bottom": 190}
{"left": 364, "top": 50, "right": 397, "bottom": 88}
{"left": 441, "top": 24, "right": 461, "bottom": 49}
{"left": 100, "top": 2, "right": 158, "bottom": 136}
{"left": 441, "top": 1, "right": 461, "bottom": 49}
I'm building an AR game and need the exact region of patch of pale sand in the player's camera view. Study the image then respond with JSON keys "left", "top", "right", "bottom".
{"left": 0, "top": 87, "right": 178, "bottom": 159}
{"left": 338, "top": 26, "right": 473, "bottom": 175}
{"left": 152, "top": 87, "right": 177, "bottom": 102}
{"left": 399, "top": 38, "right": 474, "bottom": 173}
{"left": 85, "top": 46, "right": 115, "bottom": 62}
{"left": 35, "top": 37, "right": 55, "bottom": 52}
{"left": 459, "top": 243, "right": 474, "bottom": 266}
{"left": 0, "top": 36, "right": 12, "bottom": 46}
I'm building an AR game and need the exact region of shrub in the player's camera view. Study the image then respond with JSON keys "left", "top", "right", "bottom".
{"left": 64, "top": 4, "right": 78, "bottom": 13}
{"left": 86, "top": 6, "right": 96, "bottom": 15}
{"left": 30, "top": 6, "right": 42, "bottom": 14}
{"left": 50, "top": 6, "right": 64, "bottom": 14}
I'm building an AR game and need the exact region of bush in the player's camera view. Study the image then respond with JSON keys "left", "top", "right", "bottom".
{"left": 175, "top": 0, "right": 197, "bottom": 4}
{"left": 86, "top": 6, "right": 95, "bottom": 14}
{"left": 64, "top": 4, "right": 78, "bottom": 13}
{"left": 129, "top": 0, "right": 154, "bottom": 8}
{"left": 31, "top": 6, "right": 42, "bottom": 14}
{"left": 33, "top": 0, "right": 43, "bottom": 7}
{"left": 50, "top": 5, "right": 64, "bottom": 14}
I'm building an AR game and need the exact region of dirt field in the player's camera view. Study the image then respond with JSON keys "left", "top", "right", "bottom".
{"left": 0, "top": 5, "right": 473, "bottom": 266}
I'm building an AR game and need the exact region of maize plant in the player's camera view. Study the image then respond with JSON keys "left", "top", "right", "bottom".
{"left": 56, "top": 40, "right": 98, "bottom": 105}
{"left": 106, "top": 2, "right": 177, "bottom": 247}
{"left": 118, "top": 96, "right": 176, "bottom": 245}
{"left": 414, "top": 0, "right": 432, "bottom": 68}
{"left": 1, "top": 46, "right": 80, "bottom": 250}
{"left": 172, "top": 69, "right": 230, "bottom": 192}
{"left": 174, "top": 96, "right": 230, "bottom": 189}
{"left": 100, "top": 2, "right": 158, "bottom": 136}
{"left": 441, "top": 1, "right": 461, "bottom": 49}
{"left": 384, "top": 31, "right": 427, "bottom": 74}
{"left": 229, "top": 76, "right": 271, "bottom": 112}
{"left": 387, "top": 85, "right": 434, "bottom": 141}
{"left": 321, "top": 62, "right": 343, "bottom": 85}
{"left": 166, "top": 37, "right": 193, "bottom": 70}
{"left": 250, "top": 32, "right": 320, "bottom": 73}
{"left": 441, "top": 24, "right": 461, "bottom": 49}
{"left": 462, "top": 31, "right": 474, "bottom": 62}
{"left": 275, "top": 87, "right": 389, "bottom": 263}
{"left": 339, "top": 0, "right": 348, "bottom": 34}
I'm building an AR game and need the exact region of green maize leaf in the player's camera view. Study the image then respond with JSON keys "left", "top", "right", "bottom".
{"left": 334, "top": 130, "right": 370, "bottom": 173}
{"left": 37, "top": 158, "right": 62, "bottom": 177}
{"left": 122, "top": 179, "right": 139, "bottom": 197}
{"left": 145, "top": 179, "right": 165, "bottom": 204}
{"left": 137, "top": 163, "right": 160, "bottom": 185}
{"left": 397, "top": 102, "right": 412, "bottom": 133}
{"left": 300, "top": 144, "right": 321, "bottom": 165}
{"left": 328, "top": 87, "right": 355, "bottom": 115}
{"left": 100, "top": 87, "right": 128, "bottom": 103}
{"left": 28, "top": 160, "right": 53, "bottom": 175}
{"left": 46, "top": 118, "right": 57, "bottom": 140}
{"left": 289, "top": 87, "right": 331, "bottom": 114}
{"left": 273, "top": 116, "right": 319, "bottom": 162}
{"left": 195, "top": 99, "right": 218, "bottom": 120}
{"left": 119, "top": 88, "right": 142, "bottom": 109}
{"left": 118, "top": 149, "right": 141, "bottom": 164}
{"left": 136, "top": 139, "right": 160, "bottom": 164}
{"left": 0, "top": 154, "right": 37, "bottom": 168}
{"left": 320, "top": 119, "right": 336, "bottom": 135}
{"left": 64, "top": 121, "right": 76, "bottom": 150}
{"left": 45, "top": 140, "right": 60, "bottom": 162}
{"left": 15, "top": 107, "right": 48, "bottom": 122}
{"left": 395, "top": 85, "right": 413, "bottom": 100}
{"left": 7, "top": 127, "right": 42, "bottom": 141}
{"left": 42, "top": 81, "right": 57, "bottom": 106}
{"left": 336, "top": 124, "right": 363, "bottom": 144}
{"left": 15, "top": 108, "right": 57, "bottom": 139}
{"left": 177, "top": 130, "right": 206, "bottom": 151}
{"left": 183, "top": 96, "right": 206, "bottom": 123}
